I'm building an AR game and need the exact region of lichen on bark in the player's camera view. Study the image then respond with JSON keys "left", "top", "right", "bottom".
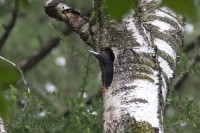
{"left": 104, "top": 113, "right": 154, "bottom": 133}
{"left": 103, "top": 0, "right": 184, "bottom": 132}
{"left": 44, "top": 0, "right": 184, "bottom": 132}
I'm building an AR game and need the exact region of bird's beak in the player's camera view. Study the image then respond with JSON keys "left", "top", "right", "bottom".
{"left": 88, "top": 50, "right": 101, "bottom": 60}
{"left": 88, "top": 50, "right": 100, "bottom": 55}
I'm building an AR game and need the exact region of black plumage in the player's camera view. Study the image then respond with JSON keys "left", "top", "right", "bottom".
{"left": 89, "top": 48, "right": 114, "bottom": 88}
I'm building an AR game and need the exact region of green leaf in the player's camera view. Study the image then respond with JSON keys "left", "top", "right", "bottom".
{"left": 106, "top": 0, "right": 137, "bottom": 22}
{"left": 0, "top": 92, "right": 9, "bottom": 121}
{"left": 162, "top": 0, "right": 198, "bottom": 21}
{"left": 0, "top": 58, "right": 20, "bottom": 89}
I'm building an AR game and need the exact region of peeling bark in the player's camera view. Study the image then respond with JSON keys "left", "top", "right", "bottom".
{"left": 44, "top": 0, "right": 93, "bottom": 48}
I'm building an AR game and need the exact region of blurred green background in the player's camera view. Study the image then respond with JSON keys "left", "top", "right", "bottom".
{"left": 0, "top": 0, "right": 200, "bottom": 132}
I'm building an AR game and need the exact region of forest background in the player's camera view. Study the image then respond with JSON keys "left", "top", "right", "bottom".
{"left": 0, "top": 0, "right": 200, "bottom": 132}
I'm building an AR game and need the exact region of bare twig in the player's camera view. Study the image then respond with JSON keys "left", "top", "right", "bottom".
{"left": 81, "top": 55, "right": 91, "bottom": 97}
{"left": 0, "top": 1, "right": 19, "bottom": 51}
{"left": 0, "top": 55, "right": 68, "bottom": 116}
{"left": 0, "top": 56, "right": 30, "bottom": 93}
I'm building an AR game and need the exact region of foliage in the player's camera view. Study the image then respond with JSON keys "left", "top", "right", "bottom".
{"left": 0, "top": 0, "right": 200, "bottom": 133}
{"left": 8, "top": 86, "right": 103, "bottom": 133}
{"left": 162, "top": 0, "right": 198, "bottom": 21}
{"left": 0, "top": 57, "right": 20, "bottom": 89}
{"left": 105, "top": 0, "right": 137, "bottom": 22}
{"left": 0, "top": 57, "right": 21, "bottom": 121}
{"left": 165, "top": 89, "right": 200, "bottom": 133}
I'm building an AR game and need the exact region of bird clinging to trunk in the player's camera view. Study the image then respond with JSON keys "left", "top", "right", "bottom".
{"left": 89, "top": 47, "right": 115, "bottom": 91}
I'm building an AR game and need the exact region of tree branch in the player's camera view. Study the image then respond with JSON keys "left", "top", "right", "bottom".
{"left": 18, "top": 7, "right": 92, "bottom": 72}
{"left": 44, "top": 0, "right": 93, "bottom": 48}
{"left": 18, "top": 27, "right": 70, "bottom": 72}
{"left": 183, "top": 36, "right": 200, "bottom": 53}
{"left": 0, "top": 1, "right": 19, "bottom": 51}
{"left": 174, "top": 42, "right": 200, "bottom": 90}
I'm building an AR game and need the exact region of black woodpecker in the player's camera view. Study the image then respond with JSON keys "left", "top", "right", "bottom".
{"left": 89, "top": 48, "right": 115, "bottom": 88}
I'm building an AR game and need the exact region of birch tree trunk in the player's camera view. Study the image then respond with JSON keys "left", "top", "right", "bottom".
{"left": 44, "top": 0, "right": 184, "bottom": 132}
{"left": 0, "top": 117, "right": 8, "bottom": 133}
{"left": 103, "top": 1, "right": 184, "bottom": 133}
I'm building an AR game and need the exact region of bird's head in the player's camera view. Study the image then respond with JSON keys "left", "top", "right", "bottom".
{"left": 88, "top": 47, "right": 115, "bottom": 64}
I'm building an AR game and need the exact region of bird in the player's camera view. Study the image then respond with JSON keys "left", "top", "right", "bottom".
{"left": 89, "top": 48, "right": 114, "bottom": 89}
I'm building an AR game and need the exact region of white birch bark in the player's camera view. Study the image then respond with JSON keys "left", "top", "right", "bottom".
{"left": 44, "top": 0, "right": 184, "bottom": 132}
{"left": 0, "top": 117, "right": 7, "bottom": 133}
{"left": 103, "top": 0, "right": 184, "bottom": 132}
